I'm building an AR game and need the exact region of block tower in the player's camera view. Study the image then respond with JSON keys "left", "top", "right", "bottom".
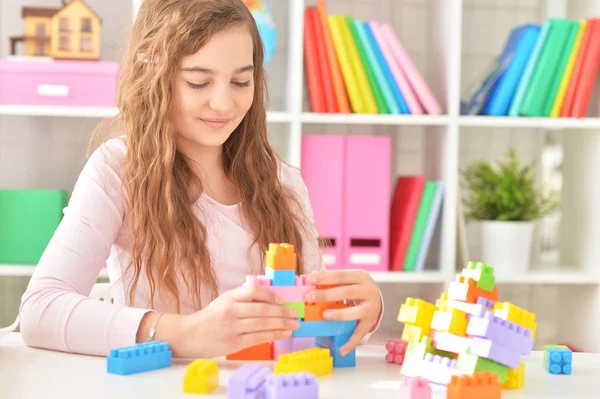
{"left": 226, "top": 243, "right": 357, "bottom": 369}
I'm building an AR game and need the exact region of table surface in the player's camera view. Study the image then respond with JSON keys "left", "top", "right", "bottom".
{"left": 2, "top": 333, "right": 599, "bottom": 398}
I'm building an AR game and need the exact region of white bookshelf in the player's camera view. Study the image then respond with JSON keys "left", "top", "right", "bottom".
{"left": 1, "top": 0, "right": 600, "bottom": 351}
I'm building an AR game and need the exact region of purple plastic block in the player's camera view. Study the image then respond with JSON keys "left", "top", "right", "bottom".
{"left": 466, "top": 311, "right": 534, "bottom": 355}
{"left": 469, "top": 337, "right": 521, "bottom": 368}
{"left": 292, "top": 337, "right": 315, "bottom": 351}
{"left": 228, "top": 364, "right": 270, "bottom": 399}
{"left": 422, "top": 354, "right": 461, "bottom": 385}
{"left": 445, "top": 297, "right": 494, "bottom": 316}
{"left": 398, "top": 375, "right": 432, "bottom": 399}
{"left": 263, "top": 372, "right": 318, "bottom": 399}
{"left": 432, "top": 331, "right": 472, "bottom": 354}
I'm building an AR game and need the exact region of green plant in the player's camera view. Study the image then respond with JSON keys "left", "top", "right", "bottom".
{"left": 460, "top": 148, "right": 560, "bottom": 221}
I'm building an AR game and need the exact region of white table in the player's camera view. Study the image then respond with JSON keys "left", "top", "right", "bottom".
{"left": 1, "top": 333, "right": 599, "bottom": 398}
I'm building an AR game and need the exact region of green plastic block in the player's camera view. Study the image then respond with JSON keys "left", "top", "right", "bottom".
{"left": 463, "top": 261, "right": 496, "bottom": 292}
{"left": 405, "top": 336, "right": 454, "bottom": 361}
{"left": 283, "top": 302, "right": 305, "bottom": 318}
{"left": 0, "top": 189, "right": 68, "bottom": 264}
{"left": 544, "top": 344, "right": 568, "bottom": 369}
{"left": 455, "top": 352, "right": 508, "bottom": 383}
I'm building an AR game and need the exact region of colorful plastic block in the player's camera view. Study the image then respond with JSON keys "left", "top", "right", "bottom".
{"left": 402, "top": 353, "right": 464, "bottom": 385}
{"left": 544, "top": 345, "right": 572, "bottom": 374}
{"left": 455, "top": 352, "right": 508, "bottom": 383}
{"left": 107, "top": 341, "right": 172, "bottom": 375}
{"left": 397, "top": 298, "right": 436, "bottom": 327}
{"left": 304, "top": 301, "right": 347, "bottom": 321}
{"left": 246, "top": 276, "right": 315, "bottom": 302}
{"left": 274, "top": 337, "right": 316, "bottom": 360}
{"left": 385, "top": 339, "right": 408, "bottom": 365}
{"left": 274, "top": 348, "right": 333, "bottom": 376}
{"left": 493, "top": 301, "right": 538, "bottom": 338}
{"left": 435, "top": 292, "right": 448, "bottom": 309}
{"left": 397, "top": 376, "right": 432, "bottom": 399}
{"left": 468, "top": 336, "right": 521, "bottom": 368}
{"left": 431, "top": 331, "right": 471, "bottom": 355}
{"left": 263, "top": 372, "right": 318, "bottom": 399}
{"left": 292, "top": 319, "right": 356, "bottom": 338}
{"left": 401, "top": 323, "right": 429, "bottom": 343}
{"left": 315, "top": 326, "right": 356, "bottom": 368}
{"left": 228, "top": 364, "right": 270, "bottom": 399}
{"left": 503, "top": 362, "right": 525, "bottom": 389}
{"left": 445, "top": 296, "right": 495, "bottom": 316}
{"left": 183, "top": 359, "right": 219, "bottom": 394}
{"left": 266, "top": 243, "right": 297, "bottom": 270}
{"left": 283, "top": 302, "right": 305, "bottom": 318}
{"left": 466, "top": 310, "right": 534, "bottom": 355}
{"left": 462, "top": 261, "right": 496, "bottom": 292}
{"left": 226, "top": 342, "right": 273, "bottom": 361}
{"left": 405, "top": 336, "right": 454, "bottom": 361}
{"left": 245, "top": 275, "right": 272, "bottom": 287}
{"left": 447, "top": 275, "right": 499, "bottom": 303}
{"left": 266, "top": 268, "right": 296, "bottom": 286}
{"left": 430, "top": 305, "right": 468, "bottom": 336}
{"left": 447, "top": 372, "right": 502, "bottom": 399}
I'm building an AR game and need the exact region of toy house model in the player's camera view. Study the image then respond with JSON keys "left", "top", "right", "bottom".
{"left": 9, "top": 0, "right": 101, "bottom": 60}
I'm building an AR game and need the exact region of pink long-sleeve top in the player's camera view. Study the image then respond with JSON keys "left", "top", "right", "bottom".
{"left": 19, "top": 137, "right": 381, "bottom": 356}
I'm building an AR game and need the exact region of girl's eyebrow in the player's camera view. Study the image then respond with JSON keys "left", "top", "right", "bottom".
{"left": 181, "top": 65, "right": 254, "bottom": 74}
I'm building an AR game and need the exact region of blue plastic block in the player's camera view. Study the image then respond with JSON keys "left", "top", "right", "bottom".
{"left": 107, "top": 341, "right": 172, "bottom": 375}
{"left": 228, "top": 363, "right": 270, "bottom": 399}
{"left": 292, "top": 320, "right": 356, "bottom": 338}
{"left": 263, "top": 372, "right": 318, "bottom": 399}
{"left": 266, "top": 268, "right": 296, "bottom": 286}
{"left": 546, "top": 347, "right": 572, "bottom": 374}
{"left": 316, "top": 332, "right": 356, "bottom": 368}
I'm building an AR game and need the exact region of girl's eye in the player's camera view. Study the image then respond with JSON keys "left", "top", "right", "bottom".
{"left": 233, "top": 81, "right": 251, "bottom": 88}
{"left": 186, "top": 82, "right": 208, "bottom": 89}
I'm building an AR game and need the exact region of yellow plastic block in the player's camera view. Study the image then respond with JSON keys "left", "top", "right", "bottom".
{"left": 274, "top": 347, "right": 333, "bottom": 377}
{"left": 431, "top": 306, "right": 468, "bottom": 336}
{"left": 503, "top": 362, "right": 525, "bottom": 390}
{"left": 493, "top": 302, "right": 537, "bottom": 338}
{"left": 265, "top": 243, "right": 297, "bottom": 270}
{"left": 183, "top": 359, "right": 219, "bottom": 394}
{"left": 401, "top": 323, "right": 429, "bottom": 343}
{"left": 435, "top": 292, "right": 448, "bottom": 309}
{"left": 397, "top": 297, "right": 435, "bottom": 327}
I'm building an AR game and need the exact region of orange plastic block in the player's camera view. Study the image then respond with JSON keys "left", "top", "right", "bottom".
{"left": 447, "top": 371, "right": 502, "bottom": 399}
{"left": 503, "top": 362, "right": 525, "bottom": 390}
{"left": 266, "top": 243, "right": 297, "bottom": 270}
{"left": 226, "top": 342, "right": 273, "bottom": 361}
{"left": 401, "top": 323, "right": 429, "bottom": 343}
{"left": 183, "top": 359, "right": 219, "bottom": 394}
{"left": 430, "top": 306, "right": 468, "bottom": 336}
{"left": 397, "top": 297, "right": 435, "bottom": 327}
{"left": 304, "top": 301, "right": 347, "bottom": 321}
{"left": 493, "top": 301, "right": 537, "bottom": 338}
{"left": 447, "top": 275, "right": 499, "bottom": 303}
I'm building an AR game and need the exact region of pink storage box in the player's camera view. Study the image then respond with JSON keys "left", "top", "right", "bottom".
{"left": 0, "top": 59, "right": 118, "bottom": 107}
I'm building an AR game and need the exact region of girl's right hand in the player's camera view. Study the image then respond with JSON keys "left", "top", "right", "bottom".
{"left": 173, "top": 284, "right": 299, "bottom": 358}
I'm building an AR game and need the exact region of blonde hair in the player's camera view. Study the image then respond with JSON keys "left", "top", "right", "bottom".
{"left": 92, "top": 0, "right": 308, "bottom": 312}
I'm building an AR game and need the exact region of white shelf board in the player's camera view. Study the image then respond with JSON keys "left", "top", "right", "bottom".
{"left": 300, "top": 112, "right": 450, "bottom": 126}
{"left": 459, "top": 116, "right": 600, "bottom": 130}
{"left": 0, "top": 264, "right": 109, "bottom": 279}
{"left": 494, "top": 270, "right": 600, "bottom": 285}
{"left": 370, "top": 271, "right": 447, "bottom": 283}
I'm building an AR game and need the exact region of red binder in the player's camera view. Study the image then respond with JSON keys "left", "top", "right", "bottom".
{"left": 310, "top": 7, "right": 337, "bottom": 113}
{"left": 571, "top": 19, "right": 600, "bottom": 117}
{"left": 304, "top": 8, "right": 326, "bottom": 113}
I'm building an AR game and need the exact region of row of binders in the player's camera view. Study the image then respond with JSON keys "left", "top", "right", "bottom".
{"left": 303, "top": 0, "right": 442, "bottom": 115}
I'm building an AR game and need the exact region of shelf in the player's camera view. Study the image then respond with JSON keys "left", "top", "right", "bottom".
{"left": 300, "top": 113, "right": 450, "bottom": 126}
{"left": 370, "top": 271, "right": 447, "bottom": 283}
{"left": 0, "top": 265, "right": 109, "bottom": 279}
{"left": 493, "top": 271, "right": 600, "bottom": 285}
{"left": 459, "top": 116, "right": 600, "bottom": 129}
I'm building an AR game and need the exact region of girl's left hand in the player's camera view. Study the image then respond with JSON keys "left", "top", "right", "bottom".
{"left": 304, "top": 269, "right": 382, "bottom": 356}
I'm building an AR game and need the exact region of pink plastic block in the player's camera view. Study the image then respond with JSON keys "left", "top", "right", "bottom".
{"left": 385, "top": 339, "right": 407, "bottom": 365}
{"left": 246, "top": 275, "right": 315, "bottom": 302}
{"left": 343, "top": 136, "right": 390, "bottom": 271}
{"left": 301, "top": 136, "right": 345, "bottom": 270}
{"left": 245, "top": 276, "right": 272, "bottom": 287}
{"left": 398, "top": 376, "right": 432, "bottom": 399}
{"left": 0, "top": 59, "right": 118, "bottom": 107}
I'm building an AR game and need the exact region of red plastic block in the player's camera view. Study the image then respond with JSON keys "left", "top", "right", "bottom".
{"left": 398, "top": 375, "right": 431, "bottom": 398}
{"left": 226, "top": 342, "right": 273, "bottom": 361}
{"left": 385, "top": 339, "right": 408, "bottom": 365}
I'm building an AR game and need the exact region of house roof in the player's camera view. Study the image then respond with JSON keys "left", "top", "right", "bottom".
{"left": 22, "top": 7, "right": 59, "bottom": 18}
{"left": 57, "top": 0, "right": 103, "bottom": 23}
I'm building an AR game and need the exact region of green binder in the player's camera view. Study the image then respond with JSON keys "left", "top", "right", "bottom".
{"left": 402, "top": 181, "right": 437, "bottom": 272}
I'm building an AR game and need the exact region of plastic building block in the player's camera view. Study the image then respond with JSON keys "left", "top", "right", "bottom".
{"left": 462, "top": 261, "right": 496, "bottom": 292}
{"left": 274, "top": 337, "right": 316, "bottom": 360}
{"left": 274, "top": 348, "right": 333, "bottom": 376}
{"left": 445, "top": 296, "right": 495, "bottom": 316}
{"left": 466, "top": 310, "right": 534, "bottom": 355}
{"left": 468, "top": 336, "right": 521, "bottom": 368}
{"left": 266, "top": 268, "right": 296, "bottom": 286}
{"left": 226, "top": 342, "right": 273, "bottom": 361}
{"left": 397, "top": 297, "right": 436, "bottom": 327}
{"left": 431, "top": 331, "right": 471, "bottom": 355}
{"left": 283, "top": 302, "right": 305, "bottom": 318}
{"left": 401, "top": 323, "right": 429, "bottom": 343}
{"left": 292, "top": 319, "right": 356, "bottom": 338}
{"left": 266, "top": 243, "right": 297, "bottom": 270}
{"left": 447, "top": 372, "right": 502, "bottom": 399}
{"left": 245, "top": 275, "right": 272, "bottom": 287}
{"left": 183, "top": 359, "right": 219, "bottom": 394}
{"left": 405, "top": 336, "right": 454, "bottom": 361}
{"left": 402, "top": 353, "right": 464, "bottom": 385}
{"left": 263, "top": 372, "right": 318, "bottom": 399}
{"left": 107, "top": 341, "right": 172, "bottom": 375}
{"left": 503, "top": 362, "right": 525, "bottom": 389}
{"left": 544, "top": 345, "right": 572, "bottom": 374}
{"left": 430, "top": 305, "right": 468, "bottom": 336}
{"left": 304, "top": 301, "right": 347, "bottom": 321}
{"left": 455, "top": 352, "right": 508, "bottom": 383}
{"left": 228, "top": 363, "right": 270, "bottom": 399}
{"left": 447, "top": 275, "right": 499, "bottom": 303}
{"left": 385, "top": 339, "right": 408, "bottom": 364}
{"left": 246, "top": 276, "right": 315, "bottom": 302}
{"left": 397, "top": 376, "right": 432, "bottom": 399}
{"left": 315, "top": 326, "right": 356, "bottom": 368}
{"left": 493, "top": 301, "right": 538, "bottom": 338}
{"left": 435, "top": 292, "right": 448, "bottom": 309}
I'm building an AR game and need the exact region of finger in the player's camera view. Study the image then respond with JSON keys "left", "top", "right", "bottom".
{"left": 340, "top": 319, "right": 373, "bottom": 356}
{"left": 305, "top": 269, "right": 369, "bottom": 286}
{"left": 235, "top": 317, "right": 300, "bottom": 334}
{"left": 305, "top": 285, "right": 362, "bottom": 303}
{"left": 239, "top": 329, "right": 294, "bottom": 349}
{"left": 232, "top": 284, "right": 281, "bottom": 304}
{"left": 321, "top": 304, "right": 364, "bottom": 321}
{"left": 235, "top": 302, "right": 299, "bottom": 319}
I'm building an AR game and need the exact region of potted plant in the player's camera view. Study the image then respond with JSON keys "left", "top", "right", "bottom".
{"left": 460, "top": 148, "right": 559, "bottom": 273}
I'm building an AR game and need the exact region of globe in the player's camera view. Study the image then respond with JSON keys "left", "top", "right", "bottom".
{"left": 243, "top": 0, "right": 277, "bottom": 66}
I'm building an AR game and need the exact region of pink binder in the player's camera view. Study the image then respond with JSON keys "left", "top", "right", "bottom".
{"left": 343, "top": 136, "right": 391, "bottom": 271}
{"left": 300, "top": 135, "right": 345, "bottom": 270}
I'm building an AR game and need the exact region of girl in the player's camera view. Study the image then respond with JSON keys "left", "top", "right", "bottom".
{"left": 19, "top": 0, "right": 382, "bottom": 359}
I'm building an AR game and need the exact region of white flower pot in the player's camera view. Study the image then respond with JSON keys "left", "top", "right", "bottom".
{"left": 480, "top": 220, "right": 534, "bottom": 274}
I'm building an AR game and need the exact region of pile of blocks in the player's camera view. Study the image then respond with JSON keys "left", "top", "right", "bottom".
{"left": 227, "top": 243, "right": 357, "bottom": 369}
{"left": 388, "top": 261, "right": 536, "bottom": 390}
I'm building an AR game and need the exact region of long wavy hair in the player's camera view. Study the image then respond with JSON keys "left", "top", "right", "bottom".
{"left": 91, "top": 0, "right": 309, "bottom": 312}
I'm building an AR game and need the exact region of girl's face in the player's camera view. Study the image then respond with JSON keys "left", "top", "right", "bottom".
{"left": 173, "top": 24, "right": 255, "bottom": 150}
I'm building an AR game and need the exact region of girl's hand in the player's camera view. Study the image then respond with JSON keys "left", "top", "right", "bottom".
{"left": 169, "top": 284, "right": 299, "bottom": 358}
{"left": 304, "top": 269, "right": 382, "bottom": 356}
